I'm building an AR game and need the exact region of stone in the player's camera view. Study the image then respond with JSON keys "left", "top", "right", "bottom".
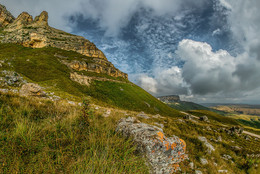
{"left": 200, "top": 158, "right": 208, "bottom": 165}
{"left": 154, "top": 122, "right": 164, "bottom": 129}
{"left": 20, "top": 83, "right": 46, "bottom": 97}
{"left": 103, "top": 109, "right": 111, "bottom": 117}
{"left": 229, "top": 126, "right": 244, "bottom": 135}
{"left": 217, "top": 136, "right": 222, "bottom": 142}
{"left": 218, "top": 170, "right": 228, "bottom": 173}
{"left": 222, "top": 154, "right": 232, "bottom": 161}
{"left": 116, "top": 117, "right": 188, "bottom": 174}
{"left": 1, "top": 70, "right": 26, "bottom": 87}
{"left": 137, "top": 112, "right": 150, "bottom": 119}
{"left": 183, "top": 115, "right": 192, "bottom": 120}
{"left": 199, "top": 115, "right": 209, "bottom": 122}
{"left": 70, "top": 72, "right": 91, "bottom": 86}
{"left": 189, "top": 162, "right": 194, "bottom": 169}
{"left": 195, "top": 170, "right": 203, "bottom": 174}
{"left": 198, "top": 136, "right": 215, "bottom": 154}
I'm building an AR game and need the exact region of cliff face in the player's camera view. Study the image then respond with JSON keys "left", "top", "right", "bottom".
{"left": 0, "top": 4, "right": 15, "bottom": 27}
{"left": 0, "top": 6, "right": 127, "bottom": 79}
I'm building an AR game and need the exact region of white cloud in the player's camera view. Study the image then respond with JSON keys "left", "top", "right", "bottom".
{"left": 175, "top": 38, "right": 260, "bottom": 102}
{"left": 137, "top": 74, "right": 158, "bottom": 94}
{"left": 1, "top": 0, "right": 208, "bottom": 36}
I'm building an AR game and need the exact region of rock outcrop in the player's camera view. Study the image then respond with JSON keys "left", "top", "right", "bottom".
{"left": 0, "top": 5, "right": 127, "bottom": 79}
{"left": 116, "top": 117, "right": 188, "bottom": 173}
{"left": 0, "top": 4, "right": 15, "bottom": 27}
{"left": 65, "top": 60, "right": 128, "bottom": 79}
{"left": 20, "top": 83, "right": 46, "bottom": 97}
{"left": 158, "top": 95, "right": 181, "bottom": 103}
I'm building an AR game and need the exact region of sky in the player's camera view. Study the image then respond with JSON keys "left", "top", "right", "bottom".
{"left": 2, "top": 0, "right": 260, "bottom": 104}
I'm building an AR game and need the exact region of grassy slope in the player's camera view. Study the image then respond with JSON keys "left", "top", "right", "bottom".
{"left": 0, "top": 92, "right": 149, "bottom": 173}
{"left": 0, "top": 43, "right": 181, "bottom": 117}
{"left": 188, "top": 110, "right": 239, "bottom": 126}
{"left": 1, "top": 92, "right": 260, "bottom": 174}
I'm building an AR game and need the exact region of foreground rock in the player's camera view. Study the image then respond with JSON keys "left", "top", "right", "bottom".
{"left": 198, "top": 136, "right": 215, "bottom": 154}
{"left": 20, "top": 83, "right": 46, "bottom": 97}
{"left": 116, "top": 117, "right": 188, "bottom": 174}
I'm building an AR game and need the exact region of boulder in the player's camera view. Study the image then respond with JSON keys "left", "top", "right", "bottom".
{"left": 195, "top": 170, "right": 203, "bottom": 174}
{"left": 20, "top": 83, "right": 46, "bottom": 97}
{"left": 116, "top": 117, "right": 188, "bottom": 174}
{"left": 183, "top": 114, "right": 192, "bottom": 120}
{"left": 137, "top": 112, "right": 150, "bottom": 119}
{"left": 198, "top": 136, "right": 215, "bottom": 154}
{"left": 199, "top": 115, "right": 209, "bottom": 122}
{"left": 229, "top": 126, "right": 244, "bottom": 135}
{"left": 200, "top": 158, "right": 208, "bottom": 165}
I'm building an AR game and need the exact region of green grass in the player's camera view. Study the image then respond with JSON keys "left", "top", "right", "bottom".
{"left": 0, "top": 43, "right": 181, "bottom": 116}
{"left": 85, "top": 80, "right": 182, "bottom": 117}
{"left": 0, "top": 92, "right": 149, "bottom": 173}
{"left": 188, "top": 110, "right": 239, "bottom": 126}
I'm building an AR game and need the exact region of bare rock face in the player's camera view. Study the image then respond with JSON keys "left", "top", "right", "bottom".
{"left": 0, "top": 4, "right": 15, "bottom": 27}
{"left": 0, "top": 6, "right": 128, "bottom": 79}
{"left": 116, "top": 117, "right": 188, "bottom": 174}
{"left": 33, "top": 11, "right": 48, "bottom": 27}
{"left": 66, "top": 60, "right": 128, "bottom": 79}
{"left": 20, "top": 83, "right": 46, "bottom": 97}
{"left": 3, "top": 10, "right": 107, "bottom": 60}
{"left": 8, "top": 12, "right": 33, "bottom": 30}
{"left": 70, "top": 72, "right": 92, "bottom": 86}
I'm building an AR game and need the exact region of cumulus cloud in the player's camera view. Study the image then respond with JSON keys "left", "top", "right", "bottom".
{"left": 137, "top": 66, "right": 187, "bottom": 96}
{"left": 139, "top": 0, "right": 260, "bottom": 103}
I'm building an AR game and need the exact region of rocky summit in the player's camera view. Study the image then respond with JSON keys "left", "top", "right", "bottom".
{"left": 0, "top": 5, "right": 127, "bottom": 79}
{"left": 0, "top": 4, "right": 15, "bottom": 27}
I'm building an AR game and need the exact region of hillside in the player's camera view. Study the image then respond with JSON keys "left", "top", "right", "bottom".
{"left": 1, "top": 4, "right": 260, "bottom": 174}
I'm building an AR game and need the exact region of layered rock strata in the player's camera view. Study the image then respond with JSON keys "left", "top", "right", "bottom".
{"left": 0, "top": 6, "right": 127, "bottom": 79}
{"left": 0, "top": 4, "right": 15, "bottom": 27}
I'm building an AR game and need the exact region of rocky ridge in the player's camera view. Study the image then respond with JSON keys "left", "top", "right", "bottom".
{"left": 0, "top": 4, "right": 15, "bottom": 27}
{"left": 0, "top": 5, "right": 127, "bottom": 79}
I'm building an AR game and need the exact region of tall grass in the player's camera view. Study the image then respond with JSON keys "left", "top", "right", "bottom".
{"left": 0, "top": 92, "right": 149, "bottom": 173}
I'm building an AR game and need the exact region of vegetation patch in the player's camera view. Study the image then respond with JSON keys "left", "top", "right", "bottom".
{"left": 0, "top": 92, "right": 149, "bottom": 173}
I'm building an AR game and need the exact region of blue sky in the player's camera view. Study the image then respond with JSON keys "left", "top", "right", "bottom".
{"left": 2, "top": 0, "right": 260, "bottom": 104}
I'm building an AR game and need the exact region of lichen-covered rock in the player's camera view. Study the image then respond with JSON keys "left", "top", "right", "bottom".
{"left": 20, "top": 83, "right": 46, "bottom": 97}
{"left": 116, "top": 117, "right": 188, "bottom": 174}
{"left": 198, "top": 136, "right": 215, "bottom": 154}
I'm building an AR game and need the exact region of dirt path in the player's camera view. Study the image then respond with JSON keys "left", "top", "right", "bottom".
{"left": 243, "top": 131, "right": 260, "bottom": 139}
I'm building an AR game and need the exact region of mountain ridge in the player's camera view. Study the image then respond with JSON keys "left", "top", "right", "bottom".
{"left": 0, "top": 5, "right": 127, "bottom": 79}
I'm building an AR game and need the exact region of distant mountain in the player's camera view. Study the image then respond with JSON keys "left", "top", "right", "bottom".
{"left": 158, "top": 95, "right": 212, "bottom": 111}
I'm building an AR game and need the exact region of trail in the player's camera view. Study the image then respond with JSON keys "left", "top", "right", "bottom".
{"left": 243, "top": 131, "right": 260, "bottom": 139}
